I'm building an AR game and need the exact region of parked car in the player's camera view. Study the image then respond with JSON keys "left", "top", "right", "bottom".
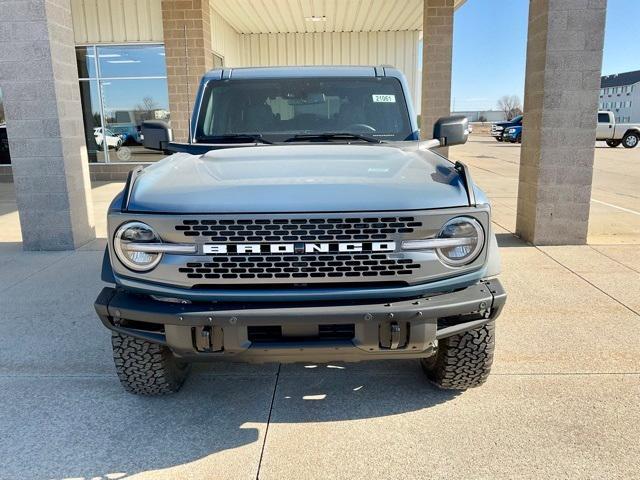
{"left": 491, "top": 115, "right": 522, "bottom": 142}
{"left": 503, "top": 125, "right": 522, "bottom": 143}
{"left": 596, "top": 111, "right": 640, "bottom": 148}
{"left": 95, "top": 66, "right": 506, "bottom": 396}
{"left": 94, "top": 127, "right": 123, "bottom": 150}
{"left": 109, "top": 124, "right": 143, "bottom": 145}
{"left": 0, "top": 124, "right": 10, "bottom": 164}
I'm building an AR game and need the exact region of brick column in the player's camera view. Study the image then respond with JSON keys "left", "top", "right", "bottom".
{"left": 162, "top": 0, "right": 214, "bottom": 142}
{"left": 420, "top": 0, "right": 454, "bottom": 154}
{"left": 0, "top": 0, "right": 95, "bottom": 250}
{"left": 516, "top": 0, "right": 606, "bottom": 245}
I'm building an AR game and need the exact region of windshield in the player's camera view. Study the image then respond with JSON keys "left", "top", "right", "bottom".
{"left": 195, "top": 77, "right": 415, "bottom": 143}
{"left": 511, "top": 115, "right": 523, "bottom": 123}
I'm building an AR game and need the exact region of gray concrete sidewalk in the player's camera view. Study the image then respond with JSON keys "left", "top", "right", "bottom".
{"left": 1, "top": 232, "right": 639, "bottom": 479}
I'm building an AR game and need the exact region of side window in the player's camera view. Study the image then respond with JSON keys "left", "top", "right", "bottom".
{"left": 597, "top": 113, "right": 610, "bottom": 123}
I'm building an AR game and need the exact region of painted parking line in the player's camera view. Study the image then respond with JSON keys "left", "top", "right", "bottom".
{"left": 591, "top": 199, "right": 640, "bottom": 217}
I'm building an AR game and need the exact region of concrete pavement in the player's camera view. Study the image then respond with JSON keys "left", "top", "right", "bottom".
{"left": 1, "top": 137, "right": 640, "bottom": 479}
{"left": 452, "top": 136, "right": 640, "bottom": 244}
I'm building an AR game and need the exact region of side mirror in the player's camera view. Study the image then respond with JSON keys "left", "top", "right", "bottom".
{"left": 142, "top": 120, "right": 172, "bottom": 151}
{"left": 433, "top": 115, "right": 469, "bottom": 146}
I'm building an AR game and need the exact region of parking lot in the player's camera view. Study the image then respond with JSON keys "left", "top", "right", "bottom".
{"left": 454, "top": 134, "right": 640, "bottom": 244}
{"left": 0, "top": 135, "right": 639, "bottom": 479}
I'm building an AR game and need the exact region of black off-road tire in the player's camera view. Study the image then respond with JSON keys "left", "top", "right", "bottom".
{"left": 420, "top": 321, "right": 495, "bottom": 390}
{"left": 606, "top": 139, "right": 621, "bottom": 148}
{"left": 516, "top": 133, "right": 522, "bottom": 144}
{"left": 111, "top": 332, "right": 190, "bottom": 395}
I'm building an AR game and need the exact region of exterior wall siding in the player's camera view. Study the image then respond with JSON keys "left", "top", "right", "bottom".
{"left": 210, "top": 7, "right": 241, "bottom": 66}
{"left": 236, "top": 31, "right": 421, "bottom": 111}
{"left": 71, "top": 0, "right": 164, "bottom": 43}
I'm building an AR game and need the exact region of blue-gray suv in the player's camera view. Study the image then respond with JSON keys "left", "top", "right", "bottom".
{"left": 95, "top": 66, "right": 506, "bottom": 395}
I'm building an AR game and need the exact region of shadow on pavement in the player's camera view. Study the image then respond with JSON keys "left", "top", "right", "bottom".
{"left": 0, "top": 361, "right": 458, "bottom": 480}
{"left": 496, "top": 232, "right": 528, "bottom": 247}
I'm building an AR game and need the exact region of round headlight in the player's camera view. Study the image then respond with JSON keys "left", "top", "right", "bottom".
{"left": 114, "top": 221, "right": 162, "bottom": 271}
{"left": 507, "top": 128, "right": 515, "bottom": 133}
{"left": 436, "top": 217, "right": 485, "bottom": 267}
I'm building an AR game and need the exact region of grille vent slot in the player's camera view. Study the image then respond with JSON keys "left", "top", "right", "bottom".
{"left": 179, "top": 254, "right": 420, "bottom": 280}
{"left": 175, "top": 217, "right": 422, "bottom": 242}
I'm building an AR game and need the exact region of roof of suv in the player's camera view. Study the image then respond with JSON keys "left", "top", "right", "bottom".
{"left": 202, "top": 65, "right": 401, "bottom": 80}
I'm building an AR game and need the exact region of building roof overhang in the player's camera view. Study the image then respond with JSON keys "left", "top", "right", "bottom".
{"left": 213, "top": 0, "right": 467, "bottom": 35}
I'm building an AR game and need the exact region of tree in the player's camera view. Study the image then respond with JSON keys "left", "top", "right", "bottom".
{"left": 478, "top": 114, "right": 487, "bottom": 124}
{"left": 136, "top": 96, "right": 158, "bottom": 112}
{"left": 497, "top": 95, "right": 523, "bottom": 120}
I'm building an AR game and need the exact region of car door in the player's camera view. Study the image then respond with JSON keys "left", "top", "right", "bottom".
{"left": 596, "top": 112, "right": 612, "bottom": 140}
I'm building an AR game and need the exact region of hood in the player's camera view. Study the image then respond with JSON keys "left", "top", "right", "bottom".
{"left": 127, "top": 144, "right": 470, "bottom": 213}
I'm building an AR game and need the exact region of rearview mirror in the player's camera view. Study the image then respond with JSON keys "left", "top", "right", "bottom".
{"left": 142, "top": 120, "right": 172, "bottom": 152}
{"left": 433, "top": 115, "right": 469, "bottom": 147}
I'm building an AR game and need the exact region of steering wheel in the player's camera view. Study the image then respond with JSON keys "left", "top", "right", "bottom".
{"left": 345, "top": 123, "right": 377, "bottom": 132}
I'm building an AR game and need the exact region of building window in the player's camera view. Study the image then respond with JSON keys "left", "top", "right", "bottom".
{"left": 76, "top": 44, "right": 170, "bottom": 163}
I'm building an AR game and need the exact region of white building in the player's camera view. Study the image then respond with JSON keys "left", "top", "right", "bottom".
{"left": 599, "top": 70, "right": 640, "bottom": 123}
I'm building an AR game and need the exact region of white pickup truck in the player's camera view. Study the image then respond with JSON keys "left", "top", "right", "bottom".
{"left": 597, "top": 111, "right": 640, "bottom": 148}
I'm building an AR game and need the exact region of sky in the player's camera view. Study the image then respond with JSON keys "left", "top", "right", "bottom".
{"left": 450, "top": 0, "right": 640, "bottom": 112}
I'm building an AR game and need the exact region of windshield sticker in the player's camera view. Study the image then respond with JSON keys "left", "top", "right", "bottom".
{"left": 372, "top": 94, "right": 396, "bottom": 103}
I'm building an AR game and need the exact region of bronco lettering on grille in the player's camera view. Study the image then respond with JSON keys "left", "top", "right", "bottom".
{"left": 203, "top": 242, "right": 396, "bottom": 255}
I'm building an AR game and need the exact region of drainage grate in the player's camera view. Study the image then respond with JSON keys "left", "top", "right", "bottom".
{"left": 178, "top": 253, "right": 420, "bottom": 280}
{"left": 175, "top": 216, "right": 422, "bottom": 242}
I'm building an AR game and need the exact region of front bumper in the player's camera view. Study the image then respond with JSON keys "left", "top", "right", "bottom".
{"left": 95, "top": 279, "right": 506, "bottom": 363}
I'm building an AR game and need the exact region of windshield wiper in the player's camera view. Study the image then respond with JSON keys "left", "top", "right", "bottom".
{"left": 199, "top": 134, "right": 274, "bottom": 144}
{"left": 284, "top": 132, "right": 382, "bottom": 144}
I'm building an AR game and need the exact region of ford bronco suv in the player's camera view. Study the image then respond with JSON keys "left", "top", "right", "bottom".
{"left": 95, "top": 66, "right": 506, "bottom": 395}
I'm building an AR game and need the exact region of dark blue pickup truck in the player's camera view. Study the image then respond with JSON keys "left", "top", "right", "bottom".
{"left": 491, "top": 115, "right": 522, "bottom": 142}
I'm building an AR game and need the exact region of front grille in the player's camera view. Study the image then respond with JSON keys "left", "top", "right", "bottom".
{"left": 175, "top": 216, "right": 422, "bottom": 242}
{"left": 179, "top": 253, "right": 420, "bottom": 280}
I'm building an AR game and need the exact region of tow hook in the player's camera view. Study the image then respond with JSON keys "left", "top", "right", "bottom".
{"left": 194, "top": 325, "right": 224, "bottom": 352}
{"left": 379, "top": 320, "right": 408, "bottom": 350}
{"left": 389, "top": 322, "right": 401, "bottom": 349}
